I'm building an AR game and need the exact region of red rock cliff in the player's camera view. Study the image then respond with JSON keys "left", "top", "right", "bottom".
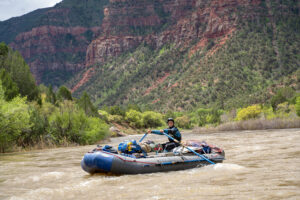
{"left": 86, "top": 0, "right": 261, "bottom": 66}
{"left": 10, "top": 25, "right": 101, "bottom": 83}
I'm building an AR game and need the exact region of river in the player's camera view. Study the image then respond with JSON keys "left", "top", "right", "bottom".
{"left": 0, "top": 129, "right": 299, "bottom": 200}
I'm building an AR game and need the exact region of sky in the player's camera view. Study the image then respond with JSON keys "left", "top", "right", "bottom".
{"left": 0, "top": 0, "right": 63, "bottom": 21}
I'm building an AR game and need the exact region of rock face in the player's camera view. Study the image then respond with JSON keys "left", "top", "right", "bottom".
{"left": 86, "top": 35, "right": 144, "bottom": 66}
{"left": 86, "top": 0, "right": 261, "bottom": 66}
{"left": 11, "top": 25, "right": 101, "bottom": 83}
{"left": 109, "top": 126, "right": 127, "bottom": 137}
{"left": 0, "top": 0, "right": 109, "bottom": 86}
{"left": 1, "top": 0, "right": 262, "bottom": 86}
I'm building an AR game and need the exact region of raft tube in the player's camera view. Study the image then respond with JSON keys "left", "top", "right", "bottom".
{"left": 81, "top": 150, "right": 225, "bottom": 174}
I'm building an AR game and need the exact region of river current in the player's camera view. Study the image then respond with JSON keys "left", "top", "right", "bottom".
{"left": 0, "top": 129, "right": 299, "bottom": 200}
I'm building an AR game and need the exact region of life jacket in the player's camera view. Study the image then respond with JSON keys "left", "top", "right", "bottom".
{"left": 166, "top": 126, "right": 181, "bottom": 143}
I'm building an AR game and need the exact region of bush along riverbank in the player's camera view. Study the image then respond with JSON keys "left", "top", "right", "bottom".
{"left": 1, "top": 78, "right": 299, "bottom": 153}
{"left": 0, "top": 82, "right": 110, "bottom": 153}
{"left": 103, "top": 88, "right": 300, "bottom": 135}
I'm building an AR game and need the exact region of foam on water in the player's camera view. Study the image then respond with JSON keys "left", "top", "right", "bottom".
{"left": 6, "top": 171, "right": 65, "bottom": 185}
{"left": 212, "top": 163, "right": 245, "bottom": 171}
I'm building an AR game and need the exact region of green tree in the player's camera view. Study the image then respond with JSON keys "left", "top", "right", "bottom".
{"left": 0, "top": 42, "right": 8, "bottom": 56}
{"left": 0, "top": 68, "right": 19, "bottom": 101}
{"left": 0, "top": 42, "right": 8, "bottom": 66}
{"left": 46, "top": 85, "right": 57, "bottom": 105}
{"left": 1, "top": 45, "right": 39, "bottom": 101}
{"left": 77, "top": 92, "right": 98, "bottom": 117}
{"left": 57, "top": 86, "right": 73, "bottom": 101}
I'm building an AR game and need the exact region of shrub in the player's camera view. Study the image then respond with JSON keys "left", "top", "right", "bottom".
{"left": 142, "top": 111, "right": 164, "bottom": 128}
{"left": 236, "top": 104, "right": 262, "bottom": 121}
{"left": 80, "top": 117, "right": 109, "bottom": 144}
{"left": 261, "top": 106, "right": 276, "bottom": 119}
{"left": 0, "top": 82, "right": 31, "bottom": 152}
{"left": 296, "top": 96, "right": 300, "bottom": 117}
{"left": 98, "top": 110, "right": 109, "bottom": 121}
{"left": 191, "top": 108, "right": 223, "bottom": 127}
{"left": 195, "top": 108, "right": 210, "bottom": 126}
{"left": 107, "top": 105, "right": 125, "bottom": 116}
{"left": 125, "top": 109, "right": 143, "bottom": 128}
{"left": 48, "top": 101, "right": 108, "bottom": 145}
{"left": 20, "top": 102, "right": 50, "bottom": 147}
{"left": 175, "top": 115, "right": 191, "bottom": 129}
{"left": 126, "top": 104, "right": 141, "bottom": 112}
{"left": 108, "top": 114, "right": 123, "bottom": 123}
{"left": 271, "top": 87, "right": 295, "bottom": 111}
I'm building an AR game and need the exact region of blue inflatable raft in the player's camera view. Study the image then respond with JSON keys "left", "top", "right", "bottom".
{"left": 81, "top": 144, "right": 225, "bottom": 174}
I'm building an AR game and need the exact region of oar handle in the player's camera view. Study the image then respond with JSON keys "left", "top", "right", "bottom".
{"left": 139, "top": 133, "right": 148, "bottom": 143}
{"left": 161, "top": 132, "right": 215, "bottom": 165}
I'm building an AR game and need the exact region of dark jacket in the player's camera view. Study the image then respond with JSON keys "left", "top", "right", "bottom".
{"left": 151, "top": 126, "right": 181, "bottom": 143}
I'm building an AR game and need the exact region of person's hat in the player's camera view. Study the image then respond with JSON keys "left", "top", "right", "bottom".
{"left": 166, "top": 118, "right": 174, "bottom": 124}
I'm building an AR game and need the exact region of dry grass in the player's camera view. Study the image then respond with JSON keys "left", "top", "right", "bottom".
{"left": 194, "top": 118, "right": 300, "bottom": 134}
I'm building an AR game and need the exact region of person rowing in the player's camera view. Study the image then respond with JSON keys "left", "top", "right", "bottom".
{"left": 147, "top": 118, "right": 181, "bottom": 152}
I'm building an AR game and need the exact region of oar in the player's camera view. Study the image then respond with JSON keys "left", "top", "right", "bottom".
{"left": 161, "top": 132, "right": 215, "bottom": 165}
{"left": 139, "top": 133, "right": 148, "bottom": 143}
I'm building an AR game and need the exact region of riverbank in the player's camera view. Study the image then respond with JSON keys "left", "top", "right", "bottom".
{"left": 194, "top": 118, "right": 300, "bottom": 134}
{"left": 1, "top": 117, "right": 299, "bottom": 154}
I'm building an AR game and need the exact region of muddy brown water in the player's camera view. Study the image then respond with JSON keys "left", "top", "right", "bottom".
{"left": 0, "top": 129, "right": 299, "bottom": 200}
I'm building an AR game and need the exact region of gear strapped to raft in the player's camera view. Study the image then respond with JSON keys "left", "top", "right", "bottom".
{"left": 118, "top": 140, "right": 143, "bottom": 154}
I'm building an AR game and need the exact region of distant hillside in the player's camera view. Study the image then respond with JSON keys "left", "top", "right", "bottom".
{"left": 0, "top": 0, "right": 299, "bottom": 111}
{"left": 0, "top": 0, "right": 109, "bottom": 85}
{"left": 68, "top": 0, "right": 300, "bottom": 111}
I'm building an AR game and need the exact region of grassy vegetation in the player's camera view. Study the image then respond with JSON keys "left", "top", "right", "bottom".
{"left": 194, "top": 118, "right": 300, "bottom": 134}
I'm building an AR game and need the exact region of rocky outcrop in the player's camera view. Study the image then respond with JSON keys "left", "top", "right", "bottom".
{"left": 109, "top": 126, "right": 127, "bottom": 137}
{"left": 86, "top": 35, "right": 143, "bottom": 65}
{"left": 10, "top": 25, "right": 101, "bottom": 83}
{"left": 86, "top": 0, "right": 261, "bottom": 66}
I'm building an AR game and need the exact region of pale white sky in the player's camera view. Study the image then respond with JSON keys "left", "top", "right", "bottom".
{"left": 0, "top": 0, "right": 63, "bottom": 21}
